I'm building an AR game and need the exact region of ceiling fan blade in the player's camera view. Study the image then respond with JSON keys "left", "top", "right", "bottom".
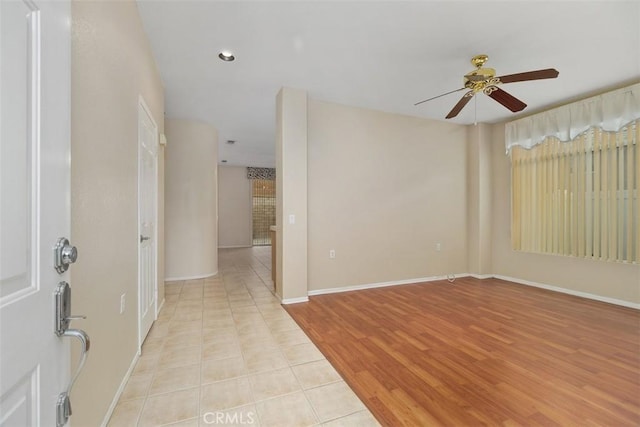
{"left": 415, "top": 87, "right": 465, "bottom": 106}
{"left": 487, "top": 87, "right": 527, "bottom": 112}
{"left": 497, "top": 68, "right": 559, "bottom": 84}
{"left": 445, "top": 91, "right": 474, "bottom": 119}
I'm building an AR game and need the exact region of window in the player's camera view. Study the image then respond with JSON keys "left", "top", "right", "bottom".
{"left": 510, "top": 121, "right": 638, "bottom": 263}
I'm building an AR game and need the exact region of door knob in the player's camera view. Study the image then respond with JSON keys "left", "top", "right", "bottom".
{"left": 56, "top": 330, "right": 90, "bottom": 427}
{"left": 140, "top": 235, "right": 150, "bottom": 243}
{"left": 56, "top": 328, "right": 90, "bottom": 427}
{"left": 54, "top": 282, "right": 90, "bottom": 427}
{"left": 54, "top": 237, "right": 78, "bottom": 274}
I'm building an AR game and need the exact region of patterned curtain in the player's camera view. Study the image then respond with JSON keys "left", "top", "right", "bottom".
{"left": 247, "top": 167, "right": 275, "bottom": 180}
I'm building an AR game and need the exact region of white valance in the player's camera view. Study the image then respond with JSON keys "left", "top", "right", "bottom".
{"left": 505, "top": 82, "right": 640, "bottom": 152}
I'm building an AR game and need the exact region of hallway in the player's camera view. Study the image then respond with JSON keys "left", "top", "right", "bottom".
{"left": 107, "top": 247, "right": 377, "bottom": 426}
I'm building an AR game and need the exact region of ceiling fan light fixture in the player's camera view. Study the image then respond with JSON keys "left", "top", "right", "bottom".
{"left": 218, "top": 50, "right": 235, "bottom": 62}
{"left": 415, "top": 54, "right": 559, "bottom": 120}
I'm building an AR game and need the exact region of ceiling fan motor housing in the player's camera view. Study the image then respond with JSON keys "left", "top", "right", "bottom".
{"left": 464, "top": 54, "right": 498, "bottom": 91}
{"left": 464, "top": 70, "right": 499, "bottom": 94}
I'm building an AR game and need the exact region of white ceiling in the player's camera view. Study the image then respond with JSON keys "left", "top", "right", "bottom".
{"left": 137, "top": 1, "right": 640, "bottom": 167}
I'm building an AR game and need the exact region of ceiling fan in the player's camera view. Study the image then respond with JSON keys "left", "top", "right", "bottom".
{"left": 415, "top": 55, "right": 559, "bottom": 119}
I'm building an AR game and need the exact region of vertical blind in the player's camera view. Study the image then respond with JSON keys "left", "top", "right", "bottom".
{"left": 511, "top": 121, "right": 638, "bottom": 263}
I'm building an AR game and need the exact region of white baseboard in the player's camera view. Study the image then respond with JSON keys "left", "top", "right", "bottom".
{"left": 280, "top": 296, "right": 309, "bottom": 304}
{"left": 218, "top": 245, "right": 253, "bottom": 249}
{"left": 100, "top": 350, "right": 140, "bottom": 427}
{"left": 308, "top": 274, "right": 467, "bottom": 296}
{"left": 306, "top": 273, "right": 638, "bottom": 310}
{"left": 156, "top": 297, "right": 165, "bottom": 317}
{"left": 165, "top": 271, "right": 218, "bottom": 282}
{"left": 493, "top": 274, "right": 640, "bottom": 310}
{"left": 468, "top": 273, "right": 493, "bottom": 279}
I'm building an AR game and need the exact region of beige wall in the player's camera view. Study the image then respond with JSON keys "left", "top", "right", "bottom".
{"left": 278, "top": 93, "right": 637, "bottom": 305}
{"left": 307, "top": 100, "right": 468, "bottom": 291}
{"left": 276, "top": 88, "right": 308, "bottom": 301}
{"left": 218, "top": 166, "right": 253, "bottom": 248}
{"left": 165, "top": 119, "right": 218, "bottom": 280}
{"left": 489, "top": 122, "right": 640, "bottom": 304}
{"left": 466, "top": 123, "right": 492, "bottom": 276}
{"left": 302, "top": 98, "right": 638, "bottom": 304}
{"left": 70, "top": 0, "right": 165, "bottom": 425}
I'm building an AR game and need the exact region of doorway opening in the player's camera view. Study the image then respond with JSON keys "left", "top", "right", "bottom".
{"left": 252, "top": 179, "right": 275, "bottom": 246}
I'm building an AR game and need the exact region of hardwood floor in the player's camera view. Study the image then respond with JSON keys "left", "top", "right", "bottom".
{"left": 285, "top": 277, "right": 640, "bottom": 426}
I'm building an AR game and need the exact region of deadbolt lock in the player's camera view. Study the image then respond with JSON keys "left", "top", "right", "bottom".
{"left": 54, "top": 237, "right": 78, "bottom": 274}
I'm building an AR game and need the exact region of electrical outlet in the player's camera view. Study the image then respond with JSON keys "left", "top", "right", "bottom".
{"left": 329, "top": 249, "right": 336, "bottom": 259}
{"left": 436, "top": 243, "right": 442, "bottom": 252}
{"left": 120, "top": 293, "right": 126, "bottom": 314}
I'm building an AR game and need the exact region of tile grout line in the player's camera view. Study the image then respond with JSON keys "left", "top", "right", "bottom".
{"left": 135, "top": 281, "right": 183, "bottom": 426}
{"left": 119, "top": 248, "right": 372, "bottom": 426}
{"left": 133, "top": 285, "right": 165, "bottom": 426}
{"left": 196, "top": 280, "right": 205, "bottom": 425}
{"left": 248, "top": 251, "right": 322, "bottom": 426}
{"left": 227, "top": 271, "right": 261, "bottom": 426}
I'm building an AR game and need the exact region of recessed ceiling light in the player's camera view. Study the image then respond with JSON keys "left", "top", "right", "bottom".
{"left": 218, "top": 50, "right": 235, "bottom": 62}
{"left": 221, "top": 160, "right": 228, "bottom": 163}
{"left": 226, "top": 140, "right": 236, "bottom": 144}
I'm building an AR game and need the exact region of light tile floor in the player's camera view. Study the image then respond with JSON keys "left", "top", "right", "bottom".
{"left": 108, "top": 247, "right": 379, "bottom": 427}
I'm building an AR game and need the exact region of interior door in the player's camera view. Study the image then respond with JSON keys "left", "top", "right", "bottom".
{"left": 0, "top": 0, "right": 71, "bottom": 425}
{"left": 137, "top": 98, "right": 158, "bottom": 349}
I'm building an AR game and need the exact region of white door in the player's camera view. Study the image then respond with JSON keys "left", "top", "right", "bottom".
{"left": 0, "top": 0, "right": 72, "bottom": 426}
{"left": 137, "top": 98, "right": 158, "bottom": 349}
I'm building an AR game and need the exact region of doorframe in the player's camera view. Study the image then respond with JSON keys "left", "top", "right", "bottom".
{"left": 137, "top": 95, "right": 159, "bottom": 353}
